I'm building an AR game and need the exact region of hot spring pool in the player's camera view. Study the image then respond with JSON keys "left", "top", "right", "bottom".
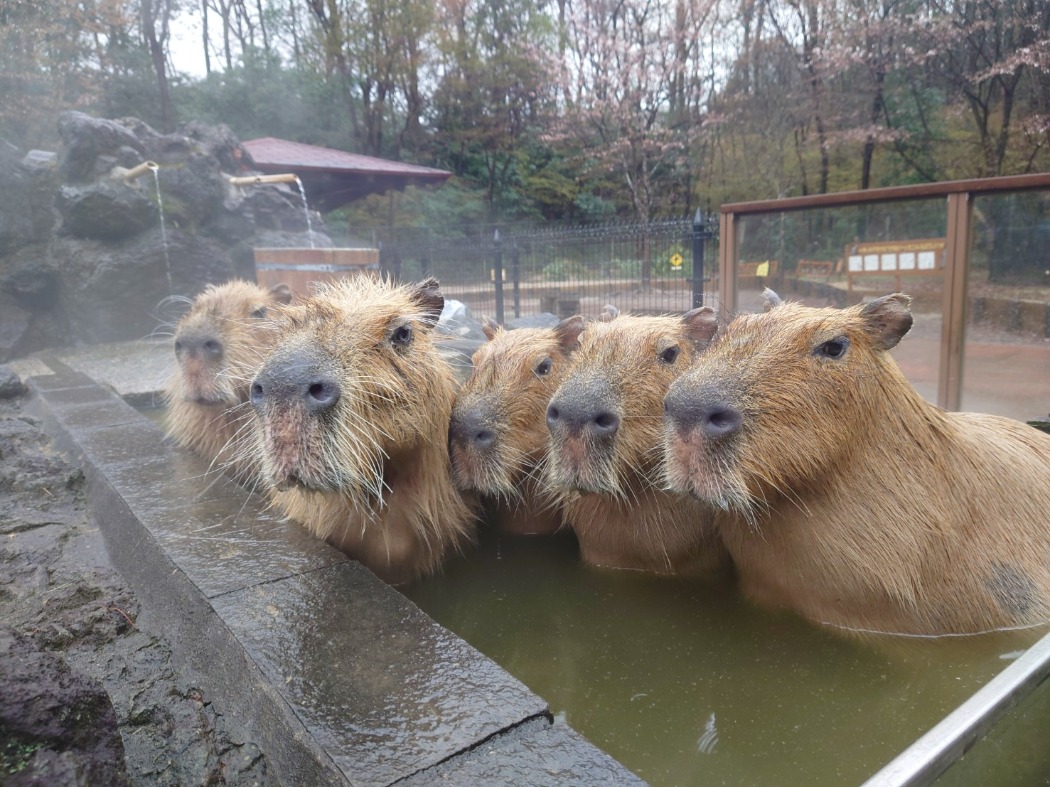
{"left": 402, "top": 524, "right": 1050, "bottom": 785}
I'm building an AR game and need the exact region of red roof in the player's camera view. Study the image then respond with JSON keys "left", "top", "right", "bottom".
{"left": 243, "top": 137, "right": 450, "bottom": 180}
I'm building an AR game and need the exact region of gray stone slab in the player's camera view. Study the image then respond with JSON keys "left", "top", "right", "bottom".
{"left": 401, "top": 717, "right": 646, "bottom": 785}
{"left": 144, "top": 497, "right": 347, "bottom": 599}
{"left": 212, "top": 563, "right": 550, "bottom": 786}
{"left": 51, "top": 339, "right": 172, "bottom": 400}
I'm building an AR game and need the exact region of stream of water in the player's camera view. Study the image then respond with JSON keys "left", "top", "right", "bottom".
{"left": 151, "top": 166, "right": 174, "bottom": 296}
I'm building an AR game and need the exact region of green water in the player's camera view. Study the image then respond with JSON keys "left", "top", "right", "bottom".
{"left": 403, "top": 526, "right": 1049, "bottom": 786}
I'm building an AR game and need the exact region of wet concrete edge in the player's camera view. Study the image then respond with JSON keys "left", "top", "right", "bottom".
{"left": 26, "top": 364, "right": 644, "bottom": 786}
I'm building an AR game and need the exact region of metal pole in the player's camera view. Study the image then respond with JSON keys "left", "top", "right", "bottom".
{"left": 511, "top": 240, "right": 521, "bottom": 319}
{"left": 493, "top": 229, "right": 505, "bottom": 326}
{"left": 692, "top": 209, "right": 706, "bottom": 309}
{"left": 863, "top": 630, "right": 1050, "bottom": 787}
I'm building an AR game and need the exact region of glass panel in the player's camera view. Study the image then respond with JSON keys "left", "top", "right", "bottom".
{"left": 963, "top": 192, "right": 1050, "bottom": 422}
{"left": 734, "top": 199, "right": 947, "bottom": 403}
{"left": 935, "top": 678, "right": 1050, "bottom": 786}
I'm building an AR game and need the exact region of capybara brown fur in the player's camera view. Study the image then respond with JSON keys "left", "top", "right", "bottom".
{"left": 247, "top": 275, "right": 476, "bottom": 584}
{"left": 544, "top": 308, "right": 731, "bottom": 575}
{"left": 663, "top": 291, "right": 1050, "bottom": 635}
{"left": 449, "top": 316, "right": 585, "bottom": 535}
{"left": 165, "top": 279, "right": 292, "bottom": 483}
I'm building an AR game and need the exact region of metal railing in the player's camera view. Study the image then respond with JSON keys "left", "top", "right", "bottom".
{"left": 352, "top": 214, "right": 719, "bottom": 322}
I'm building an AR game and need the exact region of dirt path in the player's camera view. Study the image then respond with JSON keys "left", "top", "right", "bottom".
{"left": 0, "top": 383, "right": 275, "bottom": 785}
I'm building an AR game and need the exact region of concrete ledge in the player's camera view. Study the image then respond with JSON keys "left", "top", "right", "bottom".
{"left": 27, "top": 364, "right": 642, "bottom": 785}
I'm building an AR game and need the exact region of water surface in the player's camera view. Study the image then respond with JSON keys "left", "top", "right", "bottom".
{"left": 403, "top": 526, "right": 1048, "bottom": 786}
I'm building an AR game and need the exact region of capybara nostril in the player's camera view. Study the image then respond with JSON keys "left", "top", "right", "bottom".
{"left": 204, "top": 338, "right": 223, "bottom": 358}
{"left": 473, "top": 428, "right": 496, "bottom": 449}
{"left": 546, "top": 403, "right": 562, "bottom": 429}
{"left": 593, "top": 411, "right": 619, "bottom": 435}
{"left": 305, "top": 378, "right": 340, "bottom": 412}
{"left": 700, "top": 404, "right": 742, "bottom": 439}
{"left": 250, "top": 381, "right": 265, "bottom": 408}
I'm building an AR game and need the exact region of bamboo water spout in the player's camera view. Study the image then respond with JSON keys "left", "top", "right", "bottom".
{"left": 117, "top": 161, "right": 159, "bottom": 180}
{"left": 227, "top": 173, "right": 300, "bottom": 186}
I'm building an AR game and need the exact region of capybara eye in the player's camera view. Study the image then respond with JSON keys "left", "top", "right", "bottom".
{"left": 251, "top": 306, "right": 267, "bottom": 319}
{"left": 391, "top": 324, "right": 413, "bottom": 346}
{"left": 660, "top": 346, "right": 680, "bottom": 364}
{"left": 534, "top": 357, "right": 552, "bottom": 376}
{"left": 815, "top": 337, "right": 849, "bottom": 359}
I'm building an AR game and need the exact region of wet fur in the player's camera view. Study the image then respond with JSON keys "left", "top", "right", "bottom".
{"left": 165, "top": 280, "right": 290, "bottom": 483}
{"left": 450, "top": 319, "right": 583, "bottom": 535}
{"left": 545, "top": 311, "right": 730, "bottom": 575}
{"left": 247, "top": 276, "right": 476, "bottom": 584}
{"left": 664, "top": 294, "right": 1050, "bottom": 635}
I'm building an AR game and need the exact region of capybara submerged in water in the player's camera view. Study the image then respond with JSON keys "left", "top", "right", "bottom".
{"left": 165, "top": 279, "right": 292, "bottom": 483}
{"left": 544, "top": 308, "right": 731, "bottom": 575}
{"left": 247, "top": 276, "right": 476, "bottom": 584}
{"left": 663, "top": 291, "right": 1050, "bottom": 635}
{"left": 450, "top": 316, "right": 585, "bottom": 535}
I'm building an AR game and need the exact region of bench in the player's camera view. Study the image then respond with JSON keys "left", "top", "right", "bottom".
{"left": 845, "top": 238, "right": 946, "bottom": 294}
{"left": 797, "top": 259, "right": 837, "bottom": 279}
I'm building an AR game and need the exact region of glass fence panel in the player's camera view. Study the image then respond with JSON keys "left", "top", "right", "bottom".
{"left": 934, "top": 678, "right": 1050, "bottom": 786}
{"left": 734, "top": 199, "right": 947, "bottom": 403}
{"left": 964, "top": 192, "right": 1050, "bottom": 422}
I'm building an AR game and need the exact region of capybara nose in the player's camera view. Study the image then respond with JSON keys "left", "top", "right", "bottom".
{"left": 250, "top": 351, "right": 341, "bottom": 414}
{"left": 547, "top": 399, "right": 620, "bottom": 437}
{"left": 665, "top": 393, "right": 742, "bottom": 440}
{"left": 450, "top": 410, "right": 497, "bottom": 450}
{"left": 175, "top": 330, "right": 223, "bottom": 360}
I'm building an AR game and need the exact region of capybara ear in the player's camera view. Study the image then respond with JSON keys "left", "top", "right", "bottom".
{"left": 681, "top": 306, "right": 719, "bottom": 349}
{"left": 762, "top": 288, "right": 783, "bottom": 311}
{"left": 600, "top": 304, "right": 619, "bottom": 322}
{"left": 410, "top": 277, "right": 445, "bottom": 327}
{"left": 269, "top": 283, "right": 293, "bottom": 304}
{"left": 481, "top": 316, "right": 499, "bottom": 341}
{"left": 861, "top": 293, "right": 913, "bottom": 350}
{"left": 554, "top": 315, "right": 586, "bottom": 352}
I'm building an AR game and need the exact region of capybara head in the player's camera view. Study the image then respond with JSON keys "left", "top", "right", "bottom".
{"left": 546, "top": 307, "right": 718, "bottom": 498}
{"left": 450, "top": 316, "right": 585, "bottom": 498}
{"left": 248, "top": 276, "right": 451, "bottom": 500}
{"left": 663, "top": 290, "right": 913, "bottom": 519}
{"left": 169, "top": 280, "right": 292, "bottom": 407}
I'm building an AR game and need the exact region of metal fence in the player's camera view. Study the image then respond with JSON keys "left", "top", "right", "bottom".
{"left": 351, "top": 215, "right": 718, "bottom": 323}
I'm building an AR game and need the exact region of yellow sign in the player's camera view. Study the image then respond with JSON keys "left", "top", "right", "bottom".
{"left": 755, "top": 261, "right": 769, "bottom": 277}
{"left": 670, "top": 253, "right": 683, "bottom": 270}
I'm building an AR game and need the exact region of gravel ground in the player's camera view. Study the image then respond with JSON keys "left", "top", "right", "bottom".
{"left": 0, "top": 383, "right": 276, "bottom": 786}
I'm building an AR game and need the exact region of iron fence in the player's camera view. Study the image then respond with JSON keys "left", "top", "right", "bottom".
{"left": 347, "top": 216, "right": 718, "bottom": 323}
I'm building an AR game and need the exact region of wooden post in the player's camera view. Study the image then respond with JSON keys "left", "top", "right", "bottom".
{"left": 939, "top": 193, "right": 972, "bottom": 411}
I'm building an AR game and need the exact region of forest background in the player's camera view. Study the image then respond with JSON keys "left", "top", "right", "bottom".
{"left": 2, "top": 0, "right": 1049, "bottom": 234}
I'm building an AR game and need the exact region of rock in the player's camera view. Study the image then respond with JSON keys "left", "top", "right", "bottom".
{"left": 0, "top": 628, "right": 130, "bottom": 786}
{"left": 57, "top": 181, "right": 157, "bottom": 240}
{"left": 0, "top": 142, "right": 57, "bottom": 256}
{"left": 57, "top": 111, "right": 144, "bottom": 183}
{"left": 0, "top": 366, "right": 25, "bottom": 398}
{"left": 438, "top": 299, "right": 489, "bottom": 341}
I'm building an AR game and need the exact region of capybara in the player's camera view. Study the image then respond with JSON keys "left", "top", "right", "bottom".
{"left": 165, "top": 280, "right": 292, "bottom": 483}
{"left": 544, "top": 307, "right": 731, "bottom": 575}
{"left": 450, "top": 316, "right": 585, "bottom": 535}
{"left": 247, "top": 275, "right": 476, "bottom": 584}
{"left": 663, "top": 290, "right": 1050, "bottom": 635}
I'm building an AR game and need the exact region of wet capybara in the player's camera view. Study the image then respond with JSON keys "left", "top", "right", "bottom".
{"left": 247, "top": 275, "right": 476, "bottom": 584}
{"left": 165, "top": 280, "right": 292, "bottom": 483}
{"left": 663, "top": 291, "right": 1050, "bottom": 635}
{"left": 544, "top": 308, "right": 731, "bottom": 575}
{"left": 450, "top": 316, "right": 585, "bottom": 535}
